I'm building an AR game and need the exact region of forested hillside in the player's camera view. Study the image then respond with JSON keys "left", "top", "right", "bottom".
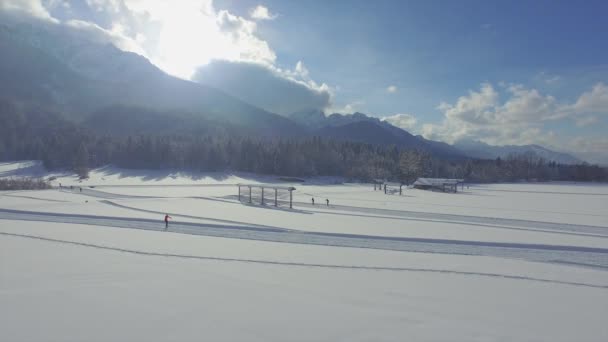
{"left": 1, "top": 99, "right": 606, "bottom": 182}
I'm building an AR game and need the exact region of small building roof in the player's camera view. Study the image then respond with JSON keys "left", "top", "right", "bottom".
{"left": 237, "top": 183, "right": 296, "bottom": 191}
{"left": 413, "top": 178, "right": 463, "bottom": 186}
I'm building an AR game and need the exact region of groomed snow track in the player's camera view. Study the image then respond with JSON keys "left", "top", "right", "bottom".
{"left": 2, "top": 231, "right": 605, "bottom": 289}
{"left": 2, "top": 207, "right": 608, "bottom": 270}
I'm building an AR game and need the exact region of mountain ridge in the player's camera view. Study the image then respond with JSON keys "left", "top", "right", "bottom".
{"left": 0, "top": 21, "right": 588, "bottom": 164}
{"left": 0, "top": 22, "right": 303, "bottom": 137}
{"left": 454, "top": 139, "right": 581, "bottom": 164}
{"left": 289, "top": 109, "right": 465, "bottom": 158}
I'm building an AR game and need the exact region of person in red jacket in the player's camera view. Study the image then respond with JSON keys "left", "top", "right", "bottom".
{"left": 164, "top": 214, "right": 172, "bottom": 230}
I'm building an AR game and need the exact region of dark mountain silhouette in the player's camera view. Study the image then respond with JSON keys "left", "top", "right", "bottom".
{"left": 0, "top": 23, "right": 302, "bottom": 137}
{"left": 290, "top": 110, "right": 464, "bottom": 158}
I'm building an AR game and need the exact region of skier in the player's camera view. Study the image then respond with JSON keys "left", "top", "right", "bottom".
{"left": 164, "top": 214, "right": 172, "bottom": 230}
{"left": 326, "top": 198, "right": 329, "bottom": 207}
{"left": 311, "top": 197, "right": 315, "bottom": 205}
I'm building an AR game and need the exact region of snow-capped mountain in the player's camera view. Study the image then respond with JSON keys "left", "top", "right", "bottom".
{"left": 289, "top": 110, "right": 465, "bottom": 158}
{"left": 454, "top": 139, "right": 582, "bottom": 164}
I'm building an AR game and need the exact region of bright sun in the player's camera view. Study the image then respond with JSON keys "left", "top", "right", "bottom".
{"left": 130, "top": 1, "right": 239, "bottom": 79}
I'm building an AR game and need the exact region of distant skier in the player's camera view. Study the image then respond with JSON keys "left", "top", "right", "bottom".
{"left": 164, "top": 214, "right": 172, "bottom": 230}
{"left": 311, "top": 197, "right": 315, "bottom": 205}
{"left": 79, "top": 187, "right": 82, "bottom": 192}
{"left": 326, "top": 198, "right": 329, "bottom": 207}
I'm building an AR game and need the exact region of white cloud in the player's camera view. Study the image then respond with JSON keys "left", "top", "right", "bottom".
{"left": 193, "top": 60, "right": 332, "bottom": 115}
{"left": 438, "top": 82, "right": 498, "bottom": 125}
{"left": 278, "top": 61, "right": 331, "bottom": 95}
{"left": 250, "top": 5, "right": 276, "bottom": 20}
{"left": 31, "top": 0, "right": 281, "bottom": 78}
{"left": 386, "top": 85, "right": 397, "bottom": 93}
{"left": 64, "top": 19, "right": 145, "bottom": 55}
{"left": 535, "top": 71, "right": 561, "bottom": 85}
{"left": 86, "top": 0, "right": 121, "bottom": 13}
{"left": 575, "top": 116, "right": 599, "bottom": 127}
{"left": 418, "top": 81, "right": 608, "bottom": 163}
{"left": 215, "top": 9, "right": 276, "bottom": 65}
{"left": 294, "top": 61, "right": 309, "bottom": 78}
{"left": 1, "top": 0, "right": 334, "bottom": 96}
{"left": 117, "top": 0, "right": 279, "bottom": 78}
{"left": 421, "top": 82, "right": 608, "bottom": 148}
{"left": 0, "top": 0, "right": 57, "bottom": 22}
{"left": 327, "top": 101, "right": 366, "bottom": 115}
{"left": 382, "top": 113, "right": 417, "bottom": 131}
{"left": 571, "top": 82, "right": 608, "bottom": 115}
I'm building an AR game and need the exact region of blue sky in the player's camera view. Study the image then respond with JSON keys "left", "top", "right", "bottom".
{"left": 216, "top": 0, "right": 608, "bottom": 109}
{"left": 2, "top": 0, "right": 607, "bottom": 162}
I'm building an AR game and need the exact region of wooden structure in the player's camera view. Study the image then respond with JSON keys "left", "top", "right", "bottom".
{"left": 384, "top": 182, "right": 405, "bottom": 195}
{"left": 412, "top": 178, "right": 464, "bottom": 193}
{"left": 373, "top": 179, "right": 385, "bottom": 191}
{"left": 237, "top": 184, "right": 296, "bottom": 208}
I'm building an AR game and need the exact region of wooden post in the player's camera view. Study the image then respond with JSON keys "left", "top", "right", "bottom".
{"left": 261, "top": 187, "right": 265, "bottom": 205}
{"left": 238, "top": 185, "right": 241, "bottom": 201}
{"left": 400, "top": 184, "right": 403, "bottom": 195}
{"left": 275, "top": 188, "right": 278, "bottom": 206}
{"left": 289, "top": 190, "right": 293, "bottom": 209}
{"left": 249, "top": 186, "right": 252, "bottom": 203}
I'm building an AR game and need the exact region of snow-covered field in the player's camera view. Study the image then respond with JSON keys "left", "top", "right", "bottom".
{"left": 1, "top": 161, "right": 608, "bottom": 341}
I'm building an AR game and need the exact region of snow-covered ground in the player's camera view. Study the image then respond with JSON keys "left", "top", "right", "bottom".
{"left": 1, "top": 162, "right": 608, "bottom": 341}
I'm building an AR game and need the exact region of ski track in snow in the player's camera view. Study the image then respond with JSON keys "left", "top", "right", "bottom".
{"left": 308, "top": 193, "right": 608, "bottom": 218}
{"left": 70, "top": 187, "right": 608, "bottom": 237}
{"left": 288, "top": 199, "right": 608, "bottom": 236}
{"left": 1, "top": 207, "right": 608, "bottom": 270}
{"left": 1, "top": 231, "right": 606, "bottom": 290}
{"left": 60, "top": 188, "right": 161, "bottom": 199}
{"left": 108, "top": 195, "right": 608, "bottom": 239}
{"left": 2, "top": 193, "right": 70, "bottom": 203}
{"left": 212, "top": 194, "right": 608, "bottom": 237}
{"left": 99, "top": 199, "right": 279, "bottom": 230}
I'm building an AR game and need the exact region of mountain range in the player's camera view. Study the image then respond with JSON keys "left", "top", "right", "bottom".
{"left": 289, "top": 110, "right": 464, "bottom": 159}
{"left": 453, "top": 140, "right": 582, "bottom": 165}
{"left": 0, "top": 21, "right": 584, "bottom": 164}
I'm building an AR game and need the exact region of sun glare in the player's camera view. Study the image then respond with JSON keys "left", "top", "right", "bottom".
{"left": 128, "top": 0, "right": 239, "bottom": 79}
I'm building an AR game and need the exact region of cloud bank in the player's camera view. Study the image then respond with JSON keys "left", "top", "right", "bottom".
{"left": 193, "top": 60, "right": 331, "bottom": 115}
{"left": 250, "top": 5, "right": 277, "bottom": 21}
{"left": 382, "top": 114, "right": 417, "bottom": 131}
{"left": 419, "top": 82, "right": 608, "bottom": 162}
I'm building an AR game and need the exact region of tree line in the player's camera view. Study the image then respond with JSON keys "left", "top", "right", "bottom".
{"left": 1, "top": 99, "right": 607, "bottom": 183}
{"left": 0, "top": 177, "right": 51, "bottom": 190}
